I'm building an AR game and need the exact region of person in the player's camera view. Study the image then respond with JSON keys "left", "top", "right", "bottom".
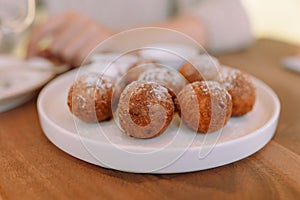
{"left": 27, "top": 0, "right": 253, "bottom": 66}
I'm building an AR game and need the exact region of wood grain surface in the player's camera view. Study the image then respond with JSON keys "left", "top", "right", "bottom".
{"left": 1, "top": 39, "right": 300, "bottom": 199}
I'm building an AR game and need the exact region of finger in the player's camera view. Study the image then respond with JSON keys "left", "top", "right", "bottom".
{"left": 56, "top": 22, "right": 111, "bottom": 66}
{"left": 60, "top": 23, "right": 104, "bottom": 62}
{"left": 72, "top": 34, "right": 108, "bottom": 67}
{"left": 26, "top": 12, "right": 71, "bottom": 58}
{"left": 50, "top": 16, "right": 89, "bottom": 55}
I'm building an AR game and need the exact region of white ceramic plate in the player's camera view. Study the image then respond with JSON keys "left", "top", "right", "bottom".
{"left": 37, "top": 69, "right": 280, "bottom": 174}
{"left": 0, "top": 55, "right": 55, "bottom": 112}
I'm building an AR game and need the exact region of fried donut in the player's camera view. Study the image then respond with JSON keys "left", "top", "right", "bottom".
{"left": 221, "top": 68, "right": 256, "bottom": 116}
{"left": 67, "top": 73, "right": 114, "bottom": 123}
{"left": 118, "top": 81, "right": 174, "bottom": 138}
{"left": 179, "top": 55, "right": 221, "bottom": 83}
{"left": 177, "top": 81, "right": 232, "bottom": 133}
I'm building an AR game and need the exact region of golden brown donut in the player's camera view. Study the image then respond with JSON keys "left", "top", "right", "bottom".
{"left": 67, "top": 73, "right": 114, "bottom": 123}
{"left": 177, "top": 81, "right": 232, "bottom": 133}
{"left": 118, "top": 81, "right": 174, "bottom": 139}
{"left": 221, "top": 68, "right": 256, "bottom": 116}
{"left": 179, "top": 55, "right": 221, "bottom": 83}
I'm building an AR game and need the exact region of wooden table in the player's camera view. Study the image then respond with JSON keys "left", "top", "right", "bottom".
{"left": 1, "top": 39, "right": 300, "bottom": 199}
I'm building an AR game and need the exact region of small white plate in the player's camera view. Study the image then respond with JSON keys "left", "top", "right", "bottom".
{"left": 37, "top": 69, "right": 280, "bottom": 174}
{"left": 0, "top": 55, "right": 55, "bottom": 112}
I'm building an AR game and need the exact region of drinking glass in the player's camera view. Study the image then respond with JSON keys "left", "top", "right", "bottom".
{"left": 0, "top": 0, "right": 35, "bottom": 53}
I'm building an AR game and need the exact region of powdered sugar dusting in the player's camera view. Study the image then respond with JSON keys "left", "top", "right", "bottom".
{"left": 221, "top": 68, "right": 252, "bottom": 90}
{"left": 77, "top": 73, "right": 114, "bottom": 94}
{"left": 196, "top": 81, "right": 230, "bottom": 104}
{"left": 138, "top": 68, "right": 186, "bottom": 94}
{"left": 126, "top": 81, "right": 169, "bottom": 101}
{"left": 139, "top": 68, "right": 183, "bottom": 86}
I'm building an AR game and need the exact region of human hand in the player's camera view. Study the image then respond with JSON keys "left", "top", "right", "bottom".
{"left": 27, "top": 11, "right": 114, "bottom": 67}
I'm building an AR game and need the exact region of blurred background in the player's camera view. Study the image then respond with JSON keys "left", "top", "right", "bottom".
{"left": 1, "top": 0, "right": 300, "bottom": 56}
{"left": 242, "top": 0, "right": 300, "bottom": 45}
{"left": 27, "top": 0, "right": 300, "bottom": 47}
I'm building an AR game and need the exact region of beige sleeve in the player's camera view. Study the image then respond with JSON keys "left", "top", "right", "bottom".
{"left": 177, "top": 0, "right": 253, "bottom": 53}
